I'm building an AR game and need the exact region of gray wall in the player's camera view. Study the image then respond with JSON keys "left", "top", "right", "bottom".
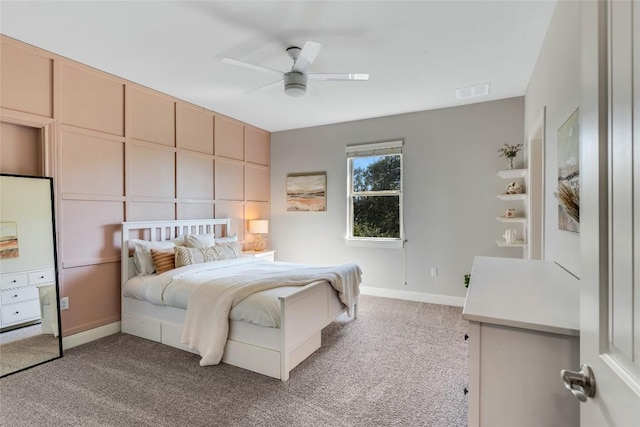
{"left": 271, "top": 97, "right": 524, "bottom": 302}
{"left": 525, "top": 0, "right": 581, "bottom": 277}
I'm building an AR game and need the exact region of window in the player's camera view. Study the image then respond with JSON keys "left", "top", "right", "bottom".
{"left": 345, "top": 140, "right": 403, "bottom": 248}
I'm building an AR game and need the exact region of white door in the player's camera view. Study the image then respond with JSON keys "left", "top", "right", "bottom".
{"left": 579, "top": 1, "right": 640, "bottom": 425}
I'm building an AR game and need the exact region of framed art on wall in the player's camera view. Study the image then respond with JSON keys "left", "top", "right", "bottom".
{"left": 286, "top": 172, "right": 327, "bottom": 212}
{"left": 557, "top": 108, "right": 579, "bottom": 233}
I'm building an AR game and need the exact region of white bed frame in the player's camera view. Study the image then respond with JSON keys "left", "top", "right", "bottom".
{"left": 120, "top": 219, "right": 353, "bottom": 381}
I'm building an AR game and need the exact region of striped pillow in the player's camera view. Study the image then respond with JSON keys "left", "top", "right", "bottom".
{"left": 150, "top": 249, "right": 175, "bottom": 274}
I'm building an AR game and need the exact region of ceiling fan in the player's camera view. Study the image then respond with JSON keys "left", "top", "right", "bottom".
{"left": 223, "top": 41, "right": 369, "bottom": 97}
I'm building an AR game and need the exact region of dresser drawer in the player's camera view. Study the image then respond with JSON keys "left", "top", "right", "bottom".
{"left": 1, "top": 299, "right": 41, "bottom": 325}
{"left": 1, "top": 286, "right": 39, "bottom": 305}
{"left": 28, "top": 269, "right": 55, "bottom": 285}
{"left": 1, "top": 273, "right": 28, "bottom": 290}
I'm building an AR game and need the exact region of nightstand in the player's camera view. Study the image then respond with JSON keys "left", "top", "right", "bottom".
{"left": 241, "top": 250, "right": 276, "bottom": 262}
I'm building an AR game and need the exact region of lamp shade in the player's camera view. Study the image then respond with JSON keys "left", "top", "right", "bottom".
{"left": 249, "top": 220, "right": 269, "bottom": 234}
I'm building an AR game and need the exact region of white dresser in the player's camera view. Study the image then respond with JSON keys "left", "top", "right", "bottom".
{"left": 463, "top": 256, "right": 580, "bottom": 427}
{"left": 0, "top": 268, "right": 55, "bottom": 329}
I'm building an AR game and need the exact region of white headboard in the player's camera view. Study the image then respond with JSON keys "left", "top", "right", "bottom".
{"left": 120, "top": 218, "right": 232, "bottom": 288}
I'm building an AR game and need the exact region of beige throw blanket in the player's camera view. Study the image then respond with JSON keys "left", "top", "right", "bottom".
{"left": 181, "top": 263, "right": 362, "bottom": 366}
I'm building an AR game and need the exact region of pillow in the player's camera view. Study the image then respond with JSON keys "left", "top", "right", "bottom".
{"left": 174, "top": 244, "right": 241, "bottom": 267}
{"left": 214, "top": 234, "right": 241, "bottom": 258}
{"left": 183, "top": 233, "right": 215, "bottom": 248}
{"left": 214, "top": 234, "right": 237, "bottom": 244}
{"left": 212, "top": 243, "right": 241, "bottom": 260}
{"left": 129, "top": 237, "right": 184, "bottom": 275}
{"left": 150, "top": 249, "right": 175, "bottom": 275}
{"left": 216, "top": 241, "right": 241, "bottom": 258}
{"left": 175, "top": 246, "right": 219, "bottom": 268}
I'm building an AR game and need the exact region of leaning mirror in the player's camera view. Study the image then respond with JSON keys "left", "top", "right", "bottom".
{"left": 0, "top": 174, "right": 62, "bottom": 377}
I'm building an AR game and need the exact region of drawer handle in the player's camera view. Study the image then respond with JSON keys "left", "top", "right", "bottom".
{"left": 40, "top": 276, "right": 44, "bottom": 279}
{"left": 14, "top": 311, "right": 19, "bottom": 315}
{"left": 13, "top": 294, "right": 18, "bottom": 298}
{"left": 464, "top": 333, "right": 469, "bottom": 341}
{"left": 11, "top": 280, "right": 16, "bottom": 283}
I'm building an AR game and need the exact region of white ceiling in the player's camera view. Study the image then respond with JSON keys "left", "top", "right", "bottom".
{"left": 0, "top": 1, "right": 557, "bottom": 132}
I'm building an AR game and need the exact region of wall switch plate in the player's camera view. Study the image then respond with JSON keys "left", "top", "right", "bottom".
{"left": 431, "top": 268, "right": 438, "bottom": 277}
{"left": 60, "top": 297, "right": 69, "bottom": 310}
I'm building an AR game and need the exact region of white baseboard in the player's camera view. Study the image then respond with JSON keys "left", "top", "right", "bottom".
{"left": 62, "top": 321, "right": 121, "bottom": 350}
{"left": 359, "top": 286, "right": 466, "bottom": 307}
{"left": 60, "top": 288, "right": 464, "bottom": 350}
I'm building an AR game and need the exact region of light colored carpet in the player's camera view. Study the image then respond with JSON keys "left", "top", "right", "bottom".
{"left": 0, "top": 333, "right": 60, "bottom": 377}
{"left": 0, "top": 295, "right": 468, "bottom": 426}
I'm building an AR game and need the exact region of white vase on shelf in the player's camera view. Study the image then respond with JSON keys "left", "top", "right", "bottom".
{"left": 508, "top": 157, "right": 515, "bottom": 170}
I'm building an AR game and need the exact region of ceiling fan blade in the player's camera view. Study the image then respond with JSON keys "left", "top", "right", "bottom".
{"left": 245, "top": 78, "right": 283, "bottom": 94}
{"left": 307, "top": 83, "right": 324, "bottom": 99}
{"left": 291, "top": 41, "right": 322, "bottom": 73}
{"left": 222, "top": 58, "right": 283, "bottom": 77}
{"left": 308, "top": 73, "right": 370, "bottom": 81}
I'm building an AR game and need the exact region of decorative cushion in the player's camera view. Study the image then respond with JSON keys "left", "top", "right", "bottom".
{"left": 150, "top": 249, "right": 175, "bottom": 275}
{"left": 175, "top": 246, "right": 219, "bottom": 267}
{"left": 213, "top": 242, "right": 241, "bottom": 259}
{"left": 174, "top": 243, "right": 240, "bottom": 267}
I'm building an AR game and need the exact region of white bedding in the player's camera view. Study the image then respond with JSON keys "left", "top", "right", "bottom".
{"left": 182, "top": 261, "right": 362, "bottom": 366}
{"left": 123, "top": 257, "right": 314, "bottom": 328}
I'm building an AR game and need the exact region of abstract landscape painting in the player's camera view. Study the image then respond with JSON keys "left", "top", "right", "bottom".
{"left": 0, "top": 222, "right": 19, "bottom": 258}
{"left": 286, "top": 173, "right": 327, "bottom": 212}
{"left": 557, "top": 109, "right": 579, "bottom": 233}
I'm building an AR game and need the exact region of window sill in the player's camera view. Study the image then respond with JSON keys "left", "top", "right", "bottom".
{"left": 344, "top": 237, "right": 404, "bottom": 249}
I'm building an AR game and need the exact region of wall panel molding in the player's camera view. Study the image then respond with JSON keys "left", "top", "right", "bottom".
{"left": 1, "top": 34, "right": 270, "bottom": 339}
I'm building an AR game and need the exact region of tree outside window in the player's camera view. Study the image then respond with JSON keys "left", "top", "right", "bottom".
{"left": 346, "top": 141, "right": 403, "bottom": 247}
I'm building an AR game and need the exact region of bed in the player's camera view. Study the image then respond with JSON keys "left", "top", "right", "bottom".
{"left": 120, "top": 218, "right": 360, "bottom": 381}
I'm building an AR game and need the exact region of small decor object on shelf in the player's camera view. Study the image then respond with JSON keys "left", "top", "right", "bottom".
{"left": 505, "top": 208, "right": 516, "bottom": 218}
{"left": 505, "top": 182, "right": 523, "bottom": 194}
{"left": 502, "top": 229, "right": 518, "bottom": 244}
{"left": 498, "top": 143, "right": 523, "bottom": 170}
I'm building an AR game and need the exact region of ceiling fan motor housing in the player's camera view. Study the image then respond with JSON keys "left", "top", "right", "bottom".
{"left": 284, "top": 72, "right": 307, "bottom": 97}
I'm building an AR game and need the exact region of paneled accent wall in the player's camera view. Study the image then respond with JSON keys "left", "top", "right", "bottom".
{"left": 0, "top": 35, "right": 271, "bottom": 337}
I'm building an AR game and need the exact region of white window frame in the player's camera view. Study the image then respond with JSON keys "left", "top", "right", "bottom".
{"left": 345, "top": 140, "right": 404, "bottom": 249}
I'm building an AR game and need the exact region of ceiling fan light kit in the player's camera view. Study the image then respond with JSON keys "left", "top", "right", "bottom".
{"left": 223, "top": 40, "right": 369, "bottom": 97}
{"left": 284, "top": 72, "right": 307, "bottom": 97}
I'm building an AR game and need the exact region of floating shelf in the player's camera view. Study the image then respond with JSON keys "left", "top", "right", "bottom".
{"left": 496, "top": 239, "right": 526, "bottom": 247}
{"left": 497, "top": 169, "right": 527, "bottom": 179}
{"left": 497, "top": 194, "right": 526, "bottom": 201}
{"left": 496, "top": 216, "right": 527, "bottom": 223}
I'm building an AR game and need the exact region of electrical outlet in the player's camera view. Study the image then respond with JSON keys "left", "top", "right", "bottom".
{"left": 60, "top": 297, "right": 69, "bottom": 310}
{"left": 431, "top": 268, "right": 438, "bottom": 277}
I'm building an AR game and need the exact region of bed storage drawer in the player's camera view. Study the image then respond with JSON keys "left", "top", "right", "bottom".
{"left": 222, "top": 339, "right": 281, "bottom": 379}
{"left": 122, "top": 313, "right": 161, "bottom": 342}
{"left": 162, "top": 321, "right": 199, "bottom": 354}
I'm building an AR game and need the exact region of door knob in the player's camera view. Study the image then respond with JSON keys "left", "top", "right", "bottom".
{"left": 561, "top": 364, "right": 596, "bottom": 402}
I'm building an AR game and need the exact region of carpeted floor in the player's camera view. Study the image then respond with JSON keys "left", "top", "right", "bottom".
{"left": 0, "top": 295, "right": 469, "bottom": 426}
{"left": 0, "top": 333, "right": 61, "bottom": 377}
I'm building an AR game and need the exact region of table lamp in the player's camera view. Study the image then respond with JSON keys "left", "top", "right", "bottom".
{"left": 249, "top": 220, "right": 268, "bottom": 251}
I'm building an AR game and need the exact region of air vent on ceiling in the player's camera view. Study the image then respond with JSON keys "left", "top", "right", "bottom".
{"left": 455, "top": 83, "right": 490, "bottom": 99}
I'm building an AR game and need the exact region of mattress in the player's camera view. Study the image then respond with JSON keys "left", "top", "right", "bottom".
{"left": 123, "top": 257, "right": 311, "bottom": 328}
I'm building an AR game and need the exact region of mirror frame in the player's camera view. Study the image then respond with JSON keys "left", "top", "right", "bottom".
{"left": 0, "top": 173, "right": 63, "bottom": 377}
